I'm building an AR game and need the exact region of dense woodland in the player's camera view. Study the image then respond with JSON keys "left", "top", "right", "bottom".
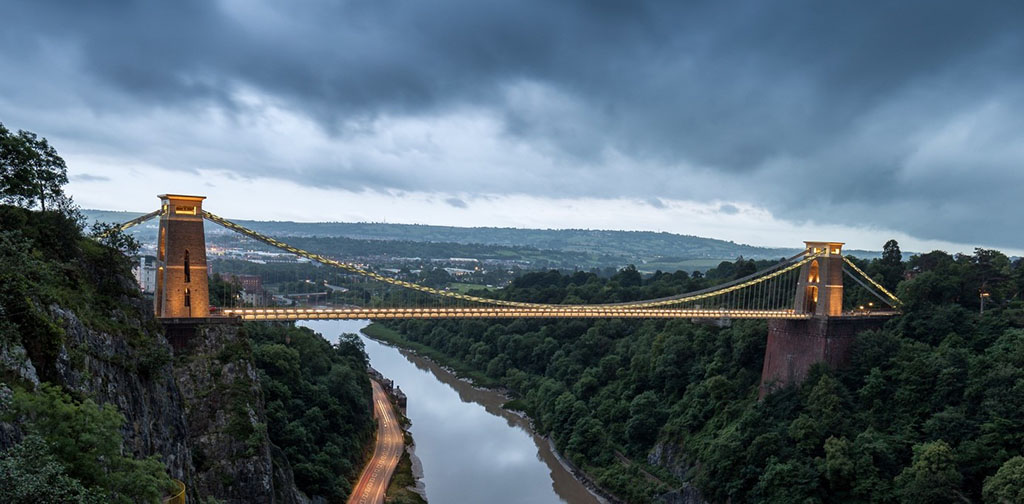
{"left": 247, "top": 323, "right": 374, "bottom": 502}
{"left": 382, "top": 245, "right": 1024, "bottom": 503}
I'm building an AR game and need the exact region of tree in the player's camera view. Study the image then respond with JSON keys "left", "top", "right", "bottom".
{"left": 0, "top": 435, "right": 105, "bottom": 504}
{"left": 0, "top": 123, "right": 68, "bottom": 212}
{"left": 882, "top": 240, "right": 902, "bottom": 265}
{"left": 894, "top": 441, "right": 963, "bottom": 504}
{"left": 983, "top": 456, "right": 1024, "bottom": 504}
{"left": 877, "top": 239, "right": 905, "bottom": 291}
{"left": 90, "top": 222, "right": 140, "bottom": 255}
{"left": 624, "top": 391, "right": 665, "bottom": 452}
{"left": 612, "top": 265, "right": 642, "bottom": 288}
{"left": 209, "top": 273, "right": 243, "bottom": 306}
{"left": 10, "top": 384, "right": 174, "bottom": 503}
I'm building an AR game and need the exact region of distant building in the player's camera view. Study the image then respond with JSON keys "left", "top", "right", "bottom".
{"left": 220, "top": 273, "right": 268, "bottom": 306}
{"left": 220, "top": 273, "right": 263, "bottom": 292}
{"left": 132, "top": 255, "right": 158, "bottom": 293}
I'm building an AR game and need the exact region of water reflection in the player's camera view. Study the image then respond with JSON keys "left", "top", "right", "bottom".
{"left": 297, "top": 320, "right": 600, "bottom": 504}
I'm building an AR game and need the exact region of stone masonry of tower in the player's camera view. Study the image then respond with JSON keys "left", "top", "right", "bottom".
{"left": 155, "top": 194, "right": 209, "bottom": 318}
{"left": 759, "top": 242, "right": 886, "bottom": 397}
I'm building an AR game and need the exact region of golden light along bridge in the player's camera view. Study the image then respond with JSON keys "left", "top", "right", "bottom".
{"left": 117, "top": 194, "right": 901, "bottom": 322}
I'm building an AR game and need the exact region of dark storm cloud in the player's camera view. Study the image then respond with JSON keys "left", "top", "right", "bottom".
{"left": 718, "top": 204, "right": 740, "bottom": 216}
{"left": 3, "top": 0, "right": 1024, "bottom": 248}
{"left": 646, "top": 198, "right": 666, "bottom": 209}
{"left": 444, "top": 197, "right": 468, "bottom": 209}
{"left": 70, "top": 173, "right": 110, "bottom": 183}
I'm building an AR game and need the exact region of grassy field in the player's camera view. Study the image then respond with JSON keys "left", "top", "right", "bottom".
{"left": 446, "top": 282, "right": 499, "bottom": 294}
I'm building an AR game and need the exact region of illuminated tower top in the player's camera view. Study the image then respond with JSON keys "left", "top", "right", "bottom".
{"left": 794, "top": 241, "right": 844, "bottom": 316}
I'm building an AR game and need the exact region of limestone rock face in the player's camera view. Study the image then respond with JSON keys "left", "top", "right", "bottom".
{"left": 648, "top": 442, "right": 707, "bottom": 504}
{"left": 172, "top": 322, "right": 307, "bottom": 504}
{"left": 48, "top": 303, "right": 194, "bottom": 482}
{"left": 0, "top": 295, "right": 306, "bottom": 503}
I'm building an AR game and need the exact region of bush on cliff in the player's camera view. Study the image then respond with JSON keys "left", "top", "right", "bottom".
{"left": 3, "top": 385, "right": 174, "bottom": 503}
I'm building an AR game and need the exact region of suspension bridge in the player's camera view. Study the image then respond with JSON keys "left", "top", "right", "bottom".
{"left": 114, "top": 195, "right": 901, "bottom": 323}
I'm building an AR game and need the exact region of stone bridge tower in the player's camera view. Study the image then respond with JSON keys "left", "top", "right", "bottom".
{"left": 759, "top": 241, "right": 885, "bottom": 397}
{"left": 154, "top": 194, "right": 209, "bottom": 318}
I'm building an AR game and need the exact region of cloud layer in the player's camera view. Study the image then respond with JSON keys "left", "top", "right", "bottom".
{"left": 2, "top": 1, "right": 1023, "bottom": 249}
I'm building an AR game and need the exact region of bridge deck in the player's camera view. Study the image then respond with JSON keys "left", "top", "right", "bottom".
{"left": 220, "top": 307, "right": 816, "bottom": 321}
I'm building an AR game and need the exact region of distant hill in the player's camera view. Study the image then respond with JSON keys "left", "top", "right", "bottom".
{"left": 84, "top": 209, "right": 882, "bottom": 271}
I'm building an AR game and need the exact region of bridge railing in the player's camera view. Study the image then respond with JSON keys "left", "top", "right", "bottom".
{"left": 162, "top": 479, "right": 186, "bottom": 504}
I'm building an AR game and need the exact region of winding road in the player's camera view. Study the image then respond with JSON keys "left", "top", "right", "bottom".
{"left": 348, "top": 379, "right": 404, "bottom": 504}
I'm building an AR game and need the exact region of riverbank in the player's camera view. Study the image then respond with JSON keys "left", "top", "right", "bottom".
{"left": 361, "top": 323, "right": 615, "bottom": 504}
{"left": 384, "top": 398, "right": 427, "bottom": 503}
{"left": 368, "top": 368, "right": 427, "bottom": 504}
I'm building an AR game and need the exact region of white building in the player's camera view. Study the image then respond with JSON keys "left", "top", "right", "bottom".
{"left": 132, "top": 255, "right": 158, "bottom": 293}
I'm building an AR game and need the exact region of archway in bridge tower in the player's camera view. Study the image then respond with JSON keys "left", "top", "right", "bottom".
{"left": 805, "top": 259, "right": 820, "bottom": 313}
{"left": 808, "top": 260, "right": 819, "bottom": 283}
{"left": 804, "top": 285, "right": 818, "bottom": 314}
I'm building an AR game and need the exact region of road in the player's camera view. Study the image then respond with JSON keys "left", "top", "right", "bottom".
{"left": 348, "top": 379, "right": 404, "bottom": 504}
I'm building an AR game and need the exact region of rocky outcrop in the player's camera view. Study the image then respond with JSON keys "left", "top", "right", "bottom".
{"left": 0, "top": 384, "right": 20, "bottom": 451}
{"left": 48, "top": 304, "right": 195, "bottom": 482}
{"left": 172, "top": 321, "right": 307, "bottom": 504}
{"left": 1, "top": 300, "right": 197, "bottom": 498}
{"left": 648, "top": 442, "right": 707, "bottom": 504}
{"left": 1, "top": 298, "right": 308, "bottom": 503}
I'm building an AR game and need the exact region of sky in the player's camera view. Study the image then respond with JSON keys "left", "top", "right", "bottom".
{"left": 2, "top": 0, "right": 1022, "bottom": 254}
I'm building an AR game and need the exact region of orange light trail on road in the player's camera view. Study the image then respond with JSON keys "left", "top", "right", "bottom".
{"left": 348, "top": 380, "right": 404, "bottom": 504}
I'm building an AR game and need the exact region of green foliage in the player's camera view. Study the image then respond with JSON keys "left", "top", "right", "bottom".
{"left": 6, "top": 384, "right": 174, "bottom": 503}
{"left": 0, "top": 204, "right": 164, "bottom": 380}
{"left": 894, "top": 441, "right": 963, "bottom": 504}
{"left": 209, "top": 273, "right": 243, "bottom": 307}
{"left": 0, "top": 128, "right": 177, "bottom": 502}
{"left": 385, "top": 450, "right": 427, "bottom": 504}
{"left": 376, "top": 248, "right": 1024, "bottom": 503}
{"left": 90, "top": 221, "right": 140, "bottom": 256}
{"left": 0, "top": 229, "right": 62, "bottom": 359}
{"left": 0, "top": 122, "right": 69, "bottom": 212}
{"left": 983, "top": 456, "right": 1024, "bottom": 504}
{"left": 248, "top": 323, "right": 374, "bottom": 503}
{"left": 0, "top": 435, "right": 106, "bottom": 504}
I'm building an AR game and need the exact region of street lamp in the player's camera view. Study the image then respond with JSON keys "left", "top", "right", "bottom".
{"left": 980, "top": 291, "right": 991, "bottom": 315}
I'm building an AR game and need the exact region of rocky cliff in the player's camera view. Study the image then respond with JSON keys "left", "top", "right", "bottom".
{"left": 0, "top": 204, "right": 319, "bottom": 502}
{"left": 0, "top": 299, "right": 308, "bottom": 503}
{"left": 0, "top": 297, "right": 197, "bottom": 497}
{"left": 648, "top": 442, "right": 707, "bottom": 504}
{"left": 172, "top": 321, "right": 308, "bottom": 504}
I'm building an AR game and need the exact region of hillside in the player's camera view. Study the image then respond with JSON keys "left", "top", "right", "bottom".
{"left": 0, "top": 206, "right": 373, "bottom": 503}
{"left": 84, "top": 209, "right": 882, "bottom": 271}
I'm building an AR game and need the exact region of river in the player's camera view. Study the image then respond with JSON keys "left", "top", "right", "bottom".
{"left": 297, "top": 320, "right": 601, "bottom": 504}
